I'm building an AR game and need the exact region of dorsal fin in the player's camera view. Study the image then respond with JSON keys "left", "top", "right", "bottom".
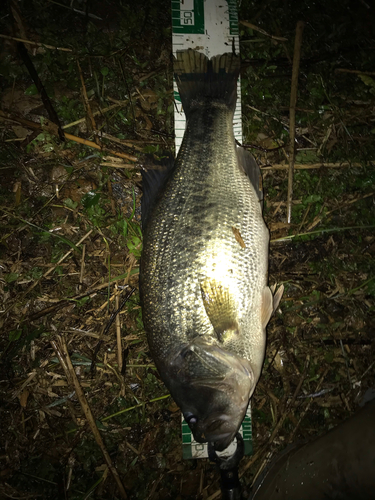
{"left": 141, "top": 153, "right": 175, "bottom": 228}
{"left": 236, "top": 147, "right": 263, "bottom": 206}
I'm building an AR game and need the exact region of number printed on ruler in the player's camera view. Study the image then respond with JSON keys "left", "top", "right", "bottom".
{"left": 180, "top": 0, "right": 194, "bottom": 26}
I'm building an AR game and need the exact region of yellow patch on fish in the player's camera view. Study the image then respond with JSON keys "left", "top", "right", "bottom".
{"left": 200, "top": 278, "right": 239, "bottom": 342}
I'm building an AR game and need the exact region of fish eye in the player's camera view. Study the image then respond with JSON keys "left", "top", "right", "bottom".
{"left": 185, "top": 413, "right": 198, "bottom": 425}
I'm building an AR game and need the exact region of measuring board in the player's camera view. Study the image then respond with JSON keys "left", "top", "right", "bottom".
{"left": 171, "top": 0, "right": 253, "bottom": 460}
{"left": 172, "top": 0, "right": 242, "bottom": 154}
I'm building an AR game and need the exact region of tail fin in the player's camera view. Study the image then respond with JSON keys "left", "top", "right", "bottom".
{"left": 174, "top": 49, "right": 240, "bottom": 118}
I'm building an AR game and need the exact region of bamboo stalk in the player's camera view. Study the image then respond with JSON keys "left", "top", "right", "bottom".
{"left": 0, "top": 111, "right": 137, "bottom": 162}
{"left": 262, "top": 162, "right": 370, "bottom": 170}
{"left": 77, "top": 60, "right": 97, "bottom": 135}
{"left": 240, "top": 20, "right": 288, "bottom": 41}
{"left": 335, "top": 68, "right": 375, "bottom": 76}
{"left": 287, "top": 21, "right": 305, "bottom": 223}
{"left": 0, "top": 33, "right": 73, "bottom": 52}
{"left": 115, "top": 293, "right": 123, "bottom": 374}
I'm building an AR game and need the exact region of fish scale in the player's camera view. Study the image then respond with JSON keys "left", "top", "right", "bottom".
{"left": 141, "top": 49, "right": 274, "bottom": 451}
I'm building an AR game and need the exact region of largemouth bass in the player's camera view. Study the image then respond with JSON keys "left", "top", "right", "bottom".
{"left": 140, "top": 49, "right": 280, "bottom": 451}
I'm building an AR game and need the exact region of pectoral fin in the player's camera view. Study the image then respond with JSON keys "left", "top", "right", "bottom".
{"left": 261, "top": 286, "right": 274, "bottom": 330}
{"left": 271, "top": 284, "right": 284, "bottom": 313}
{"left": 201, "top": 278, "right": 239, "bottom": 343}
{"left": 262, "top": 284, "right": 284, "bottom": 329}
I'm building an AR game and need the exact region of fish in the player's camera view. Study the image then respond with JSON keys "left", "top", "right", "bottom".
{"left": 140, "top": 49, "right": 282, "bottom": 452}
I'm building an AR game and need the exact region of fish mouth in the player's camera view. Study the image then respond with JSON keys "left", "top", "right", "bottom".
{"left": 191, "top": 413, "right": 241, "bottom": 451}
{"left": 195, "top": 430, "right": 235, "bottom": 451}
{"left": 207, "top": 428, "right": 236, "bottom": 452}
{"left": 212, "top": 433, "right": 236, "bottom": 452}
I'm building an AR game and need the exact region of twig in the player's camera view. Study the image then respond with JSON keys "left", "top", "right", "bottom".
{"left": 47, "top": 0, "right": 103, "bottom": 20}
{"left": 17, "top": 42, "right": 64, "bottom": 141}
{"left": 90, "top": 288, "right": 135, "bottom": 375}
{"left": 100, "top": 289, "right": 135, "bottom": 338}
{"left": 97, "top": 287, "right": 122, "bottom": 313}
{"left": 115, "top": 293, "right": 123, "bottom": 375}
{"left": 77, "top": 60, "right": 97, "bottom": 137}
{"left": 64, "top": 132, "right": 137, "bottom": 161}
{"left": 99, "top": 163, "right": 136, "bottom": 169}
{"left": 0, "top": 33, "right": 72, "bottom": 52}
{"left": 147, "top": 474, "right": 164, "bottom": 500}
{"left": 62, "top": 103, "right": 123, "bottom": 129}
{"left": 340, "top": 339, "right": 352, "bottom": 386}
{"left": 287, "top": 21, "right": 304, "bottom": 224}
{"left": 335, "top": 68, "right": 375, "bottom": 76}
{"left": 51, "top": 337, "right": 128, "bottom": 499}
{"left": 125, "top": 441, "right": 139, "bottom": 455}
{"left": 79, "top": 244, "right": 86, "bottom": 291}
{"left": 27, "top": 300, "right": 71, "bottom": 321}
{"left": 27, "top": 274, "right": 138, "bottom": 321}
{"left": 139, "top": 70, "right": 163, "bottom": 83}
{"left": 9, "top": 0, "right": 29, "bottom": 50}
{"left": 304, "top": 201, "right": 326, "bottom": 232}
{"left": 2, "top": 230, "right": 93, "bottom": 318}
{"left": 262, "top": 162, "right": 370, "bottom": 170}
{"left": 347, "top": 276, "right": 374, "bottom": 296}
{"left": 97, "top": 132, "right": 144, "bottom": 151}
{"left": 24, "top": 230, "right": 93, "bottom": 296}
{"left": 105, "top": 362, "right": 127, "bottom": 394}
{"left": 250, "top": 356, "right": 310, "bottom": 487}
{"left": 239, "top": 447, "right": 264, "bottom": 476}
{"left": 240, "top": 20, "right": 287, "bottom": 41}
{"left": 358, "top": 361, "right": 375, "bottom": 382}
{"left": 51, "top": 341, "right": 74, "bottom": 386}
{"left": 0, "top": 111, "right": 137, "bottom": 162}
{"left": 101, "top": 394, "right": 170, "bottom": 422}
{"left": 205, "top": 489, "right": 221, "bottom": 500}
{"left": 271, "top": 224, "right": 375, "bottom": 243}
{"left": 297, "top": 204, "right": 310, "bottom": 233}
{"left": 289, "top": 367, "right": 330, "bottom": 441}
{"left": 317, "top": 124, "right": 333, "bottom": 156}
{"left": 326, "top": 192, "right": 374, "bottom": 216}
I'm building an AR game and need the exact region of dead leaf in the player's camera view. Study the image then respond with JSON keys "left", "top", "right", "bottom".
{"left": 19, "top": 389, "right": 29, "bottom": 408}
{"left": 232, "top": 227, "right": 246, "bottom": 248}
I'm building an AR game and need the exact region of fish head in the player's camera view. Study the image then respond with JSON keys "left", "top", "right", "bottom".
{"left": 165, "top": 339, "right": 254, "bottom": 452}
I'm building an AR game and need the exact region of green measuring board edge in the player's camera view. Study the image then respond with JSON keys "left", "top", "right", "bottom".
{"left": 227, "top": 0, "right": 239, "bottom": 35}
{"left": 182, "top": 404, "right": 253, "bottom": 459}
